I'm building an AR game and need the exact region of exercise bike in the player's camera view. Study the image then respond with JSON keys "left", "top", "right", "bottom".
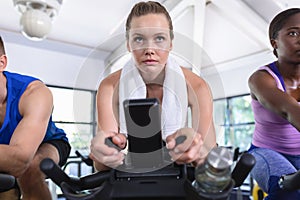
{"left": 40, "top": 137, "right": 257, "bottom": 200}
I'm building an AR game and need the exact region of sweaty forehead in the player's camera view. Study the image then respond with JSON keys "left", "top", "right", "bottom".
{"left": 130, "top": 14, "right": 169, "bottom": 29}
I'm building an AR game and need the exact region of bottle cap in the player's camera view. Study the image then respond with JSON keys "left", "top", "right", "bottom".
{"left": 207, "top": 147, "right": 233, "bottom": 170}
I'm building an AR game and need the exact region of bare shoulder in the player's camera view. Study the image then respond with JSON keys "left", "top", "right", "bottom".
{"left": 23, "top": 80, "right": 52, "bottom": 100}
{"left": 98, "top": 69, "right": 122, "bottom": 92}
{"left": 181, "top": 67, "right": 208, "bottom": 88}
{"left": 181, "top": 67, "right": 213, "bottom": 108}
{"left": 19, "top": 80, "right": 53, "bottom": 116}
{"left": 248, "top": 69, "right": 269, "bottom": 83}
{"left": 248, "top": 68, "right": 275, "bottom": 89}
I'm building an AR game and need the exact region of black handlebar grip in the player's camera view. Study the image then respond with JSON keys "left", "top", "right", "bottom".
{"left": 279, "top": 170, "right": 300, "bottom": 191}
{"left": 0, "top": 173, "right": 15, "bottom": 192}
{"left": 77, "top": 170, "right": 111, "bottom": 190}
{"left": 175, "top": 135, "right": 187, "bottom": 146}
{"left": 231, "top": 153, "right": 256, "bottom": 187}
{"left": 75, "top": 150, "right": 82, "bottom": 158}
{"left": 75, "top": 150, "right": 93, "bottom": 167}
{"left": 40, "top": 158, "right": 72, "bottom": 187}
{"left": 233, "top": 147, "right": 240, "bottom": 161}
{"left": 105, "top": 137, "right": 123, "bottom": 151}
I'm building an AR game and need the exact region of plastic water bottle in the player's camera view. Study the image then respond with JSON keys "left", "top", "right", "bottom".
{"left": 192, "top": 147, "right": 233, "bottom": 193}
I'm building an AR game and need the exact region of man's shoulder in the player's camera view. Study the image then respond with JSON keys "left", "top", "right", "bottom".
{"left": 5, "top": 71, "right": 44, "bottom": 99}
{"left": 4, "top": 71, "right": 39, "bottom": 82}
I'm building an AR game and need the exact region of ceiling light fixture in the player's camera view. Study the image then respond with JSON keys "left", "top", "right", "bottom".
{"left": 13, "top": 0, "right": 62, "bottom": 41}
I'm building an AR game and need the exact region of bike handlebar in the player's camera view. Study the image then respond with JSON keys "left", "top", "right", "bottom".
{"left": 231, "top": 153, "right": 256, "bottom": 187}
{"left": 0, "top": 173, "right": 16, "bottom": 192}
{"left": 40, "top": 153, "right": 256, "bottom": 200}
{"left": 75, "top": 150, "right": 93, "bottom": 167}
{"left": 279, "top": 170, "right": 300, "bottom": 191}
{"left": 40, "top": 158, "right": 111, "bottom": 191}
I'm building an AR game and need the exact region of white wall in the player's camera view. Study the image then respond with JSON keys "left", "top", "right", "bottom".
{"left": 1, "top": 30, "right": 108, "bottom": 91}
{"left": 202, "top": 50, "right": 276, "bottom": 99}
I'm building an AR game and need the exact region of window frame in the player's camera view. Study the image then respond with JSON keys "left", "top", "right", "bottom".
{"left": 213, "top": 93, "right": 255, "bottom": 151}
{"left": 47, "top": 84, "right": 97, "bottom": 156}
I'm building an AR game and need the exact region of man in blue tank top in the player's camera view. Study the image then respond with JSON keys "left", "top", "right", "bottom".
{"left": 0, "top": 36, "right": 71, "bottom": 200}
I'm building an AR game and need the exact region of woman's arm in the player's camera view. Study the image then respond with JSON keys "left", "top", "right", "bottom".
{"left": 187, "top": 70, "right": 216, "bottom": 163}
{"left": 166, "top": 69, "right": 216, "bottom": 166}
{"left": 187, "top": 71, "right": 216, "bottom": 150}
{"left": 90, "top": 71, "right": 126, "bottom": 171}
{"left": 248, "top": 70, "right": 300, "bottom": 131}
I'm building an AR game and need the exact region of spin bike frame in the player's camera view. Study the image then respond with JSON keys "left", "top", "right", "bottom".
{"left": 39, "top": 151, "right": 256, "bottom": 200}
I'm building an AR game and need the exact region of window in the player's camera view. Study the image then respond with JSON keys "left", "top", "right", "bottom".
{"left": 213, "top": 94, "right": 254, "bottom": 152}
{"left": 48, "top": 85, "right": 96, "bottom": 177}
{"left": 213, "top": 94, "right": 255, "bottom": 194}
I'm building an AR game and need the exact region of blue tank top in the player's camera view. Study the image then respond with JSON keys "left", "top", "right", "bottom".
{"left": 0, "top": 71, "right": 68, "bottom": 144}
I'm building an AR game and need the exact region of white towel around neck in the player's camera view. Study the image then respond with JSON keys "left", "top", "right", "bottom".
{"left": 119, "top": 57, "right": 188, "bottom": 140}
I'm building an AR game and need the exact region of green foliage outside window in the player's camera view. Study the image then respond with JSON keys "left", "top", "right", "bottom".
{"left": 213, "top": 94, "right": 254, "bottom": 151}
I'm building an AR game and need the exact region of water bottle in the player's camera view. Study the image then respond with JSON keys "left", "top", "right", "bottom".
{"left": 192, "top": 147, "right": 233, "bottom": 193}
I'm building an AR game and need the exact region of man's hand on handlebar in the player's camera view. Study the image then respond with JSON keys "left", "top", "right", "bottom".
{"left": 90, "top": 130, "right": 127, "bottom": 170}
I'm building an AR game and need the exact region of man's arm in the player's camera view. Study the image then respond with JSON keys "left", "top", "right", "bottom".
{"left": 0, "top": 80, "right": 53, "bottom": 177}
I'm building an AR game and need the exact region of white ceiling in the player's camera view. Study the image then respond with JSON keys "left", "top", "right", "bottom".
{"left": 1, "top": 0, "right": 160, "bottom": 48}
{"left": 0, "top": 0, "right": 300, "bottom": 74}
